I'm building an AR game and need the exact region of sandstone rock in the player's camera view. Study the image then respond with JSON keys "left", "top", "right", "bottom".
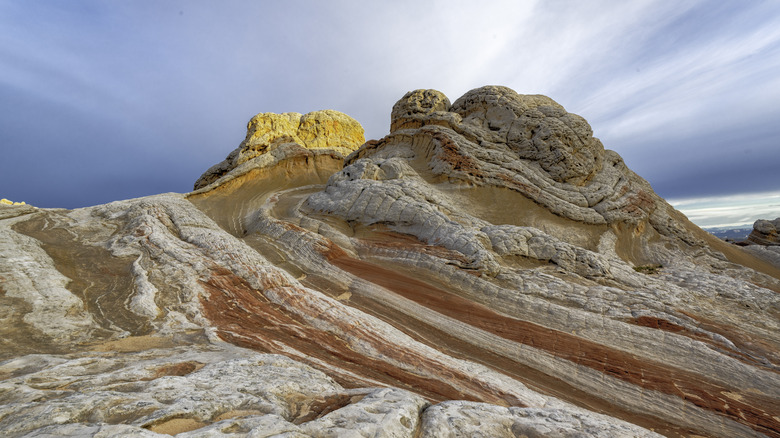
{"left": 420, "top": 401, "right": 661, "bottom": 438}
{"left": 0, "top": 198, "right": 26, "bottom": 206}
{"left": 748, "top": 217, "right": 780, "bottom": 246}
{"left": 2, "top": 86, "right": 779, "bottom": 438}
{"left": 743, "top": 244, "right": 780, "bottom": 269}
{"left": 0, "top": 345, "right": 354, "bottom": 436}
{"left": 20, "top": 423, "right": 161, "bottom": 437}
{"left": 298, "top": 388, "right": 428, "bottom": 437}
{"left": 390, "top": 89, "right": 454, "bottom": 132}
{"left": 451, "top": 85, "right": 605, "bottom": 185}
{"left": 744, "top": 217, "right": 780, "bottom": 268}
{"left": 194, "top": 110, "right": 364, "bottom": 190}
{"left": 347, "top": 86, "right": 704, "bottom": 260}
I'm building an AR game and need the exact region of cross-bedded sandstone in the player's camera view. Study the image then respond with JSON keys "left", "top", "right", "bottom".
{"left": 1, "top": 86, "right": 778, "bottom": 437}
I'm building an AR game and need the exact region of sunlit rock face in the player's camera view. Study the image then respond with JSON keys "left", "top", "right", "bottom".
{"left": 193, "top": 109, "right": 365, "bottom": 191}
{"left": 2, "top": 86, "right": 780, "bottom": 438}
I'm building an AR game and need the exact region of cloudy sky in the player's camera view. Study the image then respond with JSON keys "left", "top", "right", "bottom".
{"left": 2, "top": 1, "right": 779, "bottom": 228}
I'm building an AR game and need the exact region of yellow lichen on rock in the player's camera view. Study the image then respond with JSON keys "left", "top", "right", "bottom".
{"left": 193, "top": 110, "right": 366, "bottom": 191}
{"left": 297, "top": 110, "right": 365, "bottom": 153}
{"left": 244, "top": 112, "right": 305, "bottom": 151}
{"left": 235, "top": 110, "right": 364, "bottom": 168}
{"left": 236, "top": 112, "right": 306, "bottom": 166}
{"left": 244, "top": 110, "right": 364, "bottom": 154}
{"left": 0, "top": 198, "right": 26, "bottom": 206}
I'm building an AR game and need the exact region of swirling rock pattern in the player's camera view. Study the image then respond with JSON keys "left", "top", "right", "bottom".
{"left": 1, "top": 86, "right": 779, "bottom": 437}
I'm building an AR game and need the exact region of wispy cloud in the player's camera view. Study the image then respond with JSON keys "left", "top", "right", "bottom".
{"left": 669, "top": 190, "right": 780, "bottom": 228}
{"left": 2, "top": 1, "right": 780, "bottom": 208}
{"left": 586, "top": 22, "right": 780, "bottom": 143}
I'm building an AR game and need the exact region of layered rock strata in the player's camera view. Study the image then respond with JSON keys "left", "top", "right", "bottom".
{"left": 1, "top": 87, "right": 779, "bottom": 437}
{"left": 744, "top": 217, "right": 780, "bottom": 269}
{"left": 748, "top": 218, "right": 780, "bottom": 246}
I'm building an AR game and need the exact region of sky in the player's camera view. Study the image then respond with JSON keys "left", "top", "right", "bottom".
{"left": 1, "top": 1, "right": 779, "bottom": 228}
{"left": 668, "top": 191, "right": 780, "bottom": 229}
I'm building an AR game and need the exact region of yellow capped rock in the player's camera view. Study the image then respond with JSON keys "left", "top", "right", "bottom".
{"left": 194, "top": 110, "right": 364, "bottom": 190}
{"left": 0, "top": 198, "right": 26, "bottom": 206}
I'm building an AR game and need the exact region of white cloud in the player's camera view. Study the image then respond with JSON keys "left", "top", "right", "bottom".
{"left": 669, "top": 190, "right": 780, "bottom": 228}
{"left": 578, "top": 7, "right": 780, "bottom": 143}
{"left": 2, "top": 0, "right": 780, "bottom": 207}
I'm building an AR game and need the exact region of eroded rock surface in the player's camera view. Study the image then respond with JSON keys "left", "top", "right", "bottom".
{"left": 743, "top": 217, "right": 780, "bottom": 269}
{"left": 748, "top": 218, "right": 780, "bottom": 246}
{"left": 2, "top": 86, "right": 779, "bottom": 437}
{"left": 194, "top": 110, "right": 364, "bottom": 191}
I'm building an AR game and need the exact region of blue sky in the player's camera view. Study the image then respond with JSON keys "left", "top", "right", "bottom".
{"left": 1, "top": 1, "right": 779, "bottom": 228}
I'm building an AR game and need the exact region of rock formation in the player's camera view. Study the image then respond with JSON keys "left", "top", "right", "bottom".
{"left": 743, "top": 217, "right": 780, "bottom": 269}
{"left": 193, "top": 110, "right": 365, "bottom": 190}
{"left": 748, "top": 218, "right": 780, "bottom": 246}
{"left": 0, "top": 199, "right": 25, "bottom": 206}
{"left": 1, "top": 86, "right": 779, "bottom": 438}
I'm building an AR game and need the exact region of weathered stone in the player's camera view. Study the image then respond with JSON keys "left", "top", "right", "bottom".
{"left": 743, "top": 244, "right": 780, "bottom": 268}
{"left": 390, "top": 89, "right": 454, "bottom": 132}
{"left": 0, "top": 199, "right": 26, "bottom": 206}
{"left": 748, "top": 217, "right": 780, "bottom": 246}
{"left": 194, "top": 110, "right": 364, "bottom": 190}
{"left": 2, "top": 86, "right": 779, "bottom": 438}
{"left": 0, "top": 345, "right": 341, "bottom": 436}
{"left": 298, "top": 388, "right": 428, "bottom": 437}
{"left": 420, "top": 401, "right": 661, "bottom": 438}
{"left": 451, "top": 86, "right": 605, "bottom": 185}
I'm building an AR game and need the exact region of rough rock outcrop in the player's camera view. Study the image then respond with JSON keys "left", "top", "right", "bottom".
{"left": 2, "top": 86, "right": 779, "bottom": 437}
{"left": 748, "top": 218, "right": 780, "bottom": 246}
{"left": 0, "top": 199, "right": 25, "bottom": 206}
{"left": 193, "top": 110, "right": 364, "bottom": 190}
{"left": 744, "top": 217, "right": 780, "bottom": 269}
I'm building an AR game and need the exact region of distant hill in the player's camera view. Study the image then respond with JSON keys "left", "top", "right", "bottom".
{"left": 704, "top": 225, "right": 753, "bottom": 242}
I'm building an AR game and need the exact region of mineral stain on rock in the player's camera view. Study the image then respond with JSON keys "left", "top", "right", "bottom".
{"left": 12, "top": 214, "right": 145, "bottom": 337}
{"left": 1, "top": 86, "right": 779, "bottom": 438}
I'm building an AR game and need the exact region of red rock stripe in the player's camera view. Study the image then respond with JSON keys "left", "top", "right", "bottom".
{"left": 633, "top": 315, "right": 780, "bottom": 373}
{"left": 198, "top": 267, "right": 526, "bottom": 406}
{"left": 329, "top": 252, "right": 780, "bottom": 437}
